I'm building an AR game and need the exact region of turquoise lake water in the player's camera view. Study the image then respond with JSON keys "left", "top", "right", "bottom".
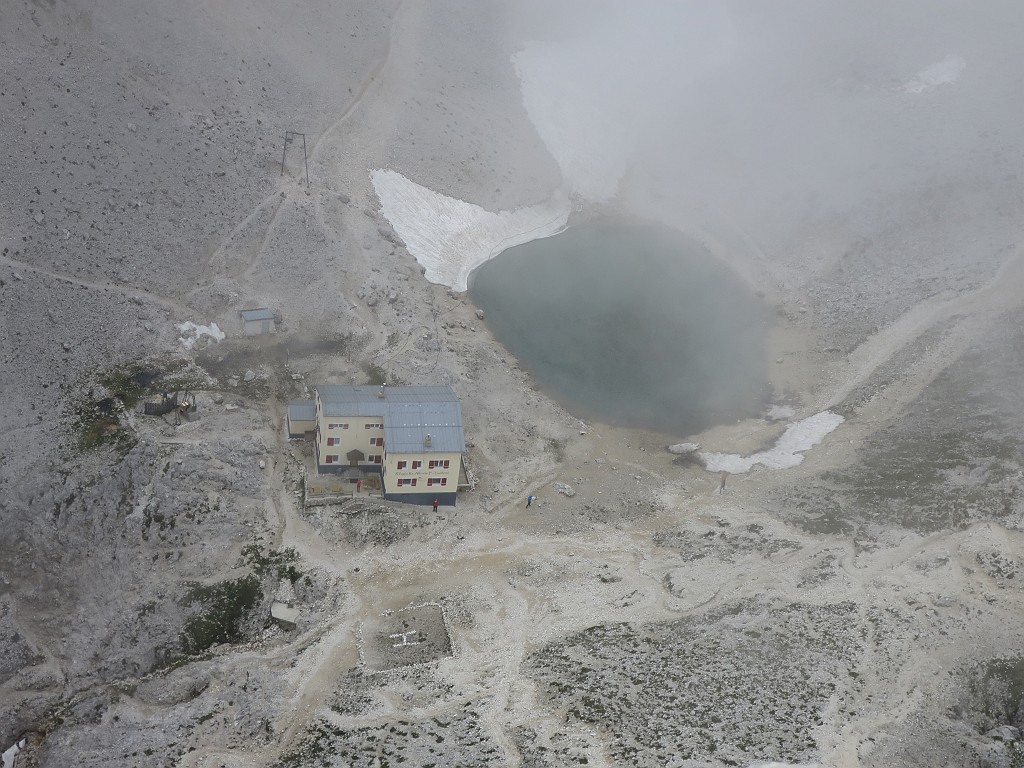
{"left": 468, "top": 219, "right": 769, "bottom": 435}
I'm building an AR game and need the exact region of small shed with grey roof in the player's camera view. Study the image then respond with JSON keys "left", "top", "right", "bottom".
{"left": 239, "top": 307, "right": 276, "bottom": 336}
{"left": 287, "top": 399, "right": 316, "bottom": 438}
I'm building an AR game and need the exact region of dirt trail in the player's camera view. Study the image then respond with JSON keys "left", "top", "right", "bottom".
{"left": 185, "top": 0, "right": 404, "bottom": 312}
{"left": 274, "top": 615, "right": 363, "bottom": 746}
{"left": 198, "top": 191, "right": 286, "bottom": 284}
{"left": 307, "top": 1, "right": 403, "bottom": 163}
{"left": 157, "top": 14, "right": 412, "bottom": 744}
{"left": 0, "top": 253, "right": 196, "bottom": 318}
{"left": 723, "top": 244, "right": 1024, "bottom": 487}
{"left": 823, "top": 246, "right": 1024, "bottom": 423}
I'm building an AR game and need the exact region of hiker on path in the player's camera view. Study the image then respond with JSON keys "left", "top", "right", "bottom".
{"left": 526, "top": 494, "right": 534, "bottom": 508}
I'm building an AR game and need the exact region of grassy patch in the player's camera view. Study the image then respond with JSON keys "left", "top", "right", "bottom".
{"left": 70, "top": 356, "right": 204, "bottom": 454}
{"left": 73, "top": 406, "right": 133, "bottom": 453}
{"left": 178, "top": 575, "right": 262, "bottom": 655}
{"left": 961, "top": 656, "right": 1024, "bottom": 733}
{"left": 363, "top": 363, "right": 388, "bottom": 386}
{"left": 240, "top": 543, "right": 302, "bottom": 583}
{"left": 99, "top": 356, "right": 203, "bottom": 407}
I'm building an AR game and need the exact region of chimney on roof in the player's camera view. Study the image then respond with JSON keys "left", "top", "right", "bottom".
{"left": 424, "top": 433, "right": 432, "bottom": 447}
{"left": 377, "top": 384, "right": 386, "bottom": 399}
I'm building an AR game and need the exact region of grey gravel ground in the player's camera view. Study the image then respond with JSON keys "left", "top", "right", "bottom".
{"left": 5, "top": 2, "right": 1024, "bottom": 768}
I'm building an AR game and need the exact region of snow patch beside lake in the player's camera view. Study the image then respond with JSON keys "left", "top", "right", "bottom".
{"left": 702, "top": 411, "right": 845, "bottom": 473}
{"left": 905, "top": 55, "right": 965, "bottom": 93}
{"left": 371, "top": 169, "right": 570, "bottom": 292}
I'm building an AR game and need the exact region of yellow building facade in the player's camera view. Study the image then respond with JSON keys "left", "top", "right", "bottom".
{"left": 383, "top": 450, "right": 462, "bottom": 495}
{"left": 311, "top": 384, "right": 465, "bottom": 506}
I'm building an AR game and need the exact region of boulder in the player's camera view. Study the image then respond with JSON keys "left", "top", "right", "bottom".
{"left": 668, "top": 442, "right": 701, "bottom": 455}
{"left": 986, "top": 725, "right": 1020, "bottom": 742}
{"left": 552, "top": 481, "right": 576, "bottom": 497}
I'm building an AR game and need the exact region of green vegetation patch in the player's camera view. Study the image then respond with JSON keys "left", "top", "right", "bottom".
{"left": 70, "top": 356, "right": 205, "bottom": 453}
{"left": 959, "top": 656, "right": 1024, "bottom": 734}
{"left": 100, "top": 356, "right": 205, "bottom": 407}
{"left": 240, "top": 543, "right": 303, "bottom": 583}
{"left": 179, "top": 575, "right": 262, "bottom": 655}
{"left": 362, "top": 363, "right": 389, "bottom": 386}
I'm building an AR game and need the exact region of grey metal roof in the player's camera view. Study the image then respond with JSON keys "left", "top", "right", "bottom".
{"left": 383, "top": 401, "right": 465, "bottom": 453}
{"left": 288, "top": 399, "right": 316, "bottom": 421}
{"left": 315, "top": 385, "right": 465, "bottom": 453}
{"left": 240, "top": 308, "right": 275, "bottom": 322}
